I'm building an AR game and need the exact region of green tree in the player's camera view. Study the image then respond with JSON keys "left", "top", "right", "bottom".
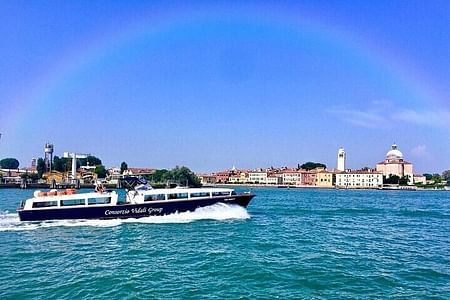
{"left": 300, "top": 162, "right": 326, "bottom": 171}
{"left": 431, "top": 173, "right": 442, "bottom": 183}
{"left": 384, "top": 175, "right": 400, "bottom": 184}
{"left": 29, "top": 173, "right": 39, "bottom": 182}
{"left": 120, "top": 162, "right": 128, "bottom": 174}
{"left": 36, "top": 158, "right": 45, "bottom": 178}
{"left": 423, "top": 173, "right": 433, "bottom": 180}
{"left": 150, "top": 169, "right": 169, "bottom": 183}
{"left": 170, "top": 166, "right": 201, "bottom": 187}
{"left": 94, "top": 165, "right": 107, "bottom": 178}
{"left": 442, "top": 170, "right": 450, "bottom": 181}
{"left": 79, "top": 155, "right": 102, "bottom": 167}
{"left": 399, "top": 175, "right": 410, "bottom": 185}
{"left": 53, "top": 156, "right": 69, "bottom": 172}
{"left": 0, "top": 158, "right": 19, "bottom": 169}
{"left": 148, "top": 167, "right": 201, "bottom": 187}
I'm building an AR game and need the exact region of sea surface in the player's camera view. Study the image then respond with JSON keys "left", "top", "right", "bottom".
{"left": 1, "top": 188, "right": 450, "bottom": 299}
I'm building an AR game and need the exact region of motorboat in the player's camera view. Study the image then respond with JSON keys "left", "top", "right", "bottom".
{"left": 17, "top": 178, "right": 255, "bottom": 221}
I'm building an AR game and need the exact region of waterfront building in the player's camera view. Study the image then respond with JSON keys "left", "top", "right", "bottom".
{"left": 337, "top": 148, "right": 346, "bottom": 171}
{"left": 248, "top": 171, "right": 268, "bottom": 184}
{"left": 281, "top": 169, "right": 301, "bottom": 185}
{"left": 198, "top": 174, "right": 217, "bottom": 185}
{"left": 413, "top": 174, "right": 426, "bottom": 184}
{"left": 228, "top": 175, "right": 241, "bottom": 183}
{"left": 239, "top": 171, "right": 249, "bottom": 183}
{"left": 299, "top": 169, "right": 317, "bottom": 186}
{"left": 315, "top": 169, "right": 335, "bottom": 188}
{"left": 267, "top": 175, "right": 282, "bottom": 185}
{"left": 376, "top": 144, "right": 414, "bottom": 184}
{"left": 336, "top": 170, "right": 383, "bottom": 189}
{"left": 215, "top": 171, "right": 231, "bottom": 183}
{"left": 122, "top": 168, "right": 155, "bottom": 176}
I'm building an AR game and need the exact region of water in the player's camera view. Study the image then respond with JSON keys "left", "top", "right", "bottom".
{"left": 1, "top": 188, "right": 450, "bottom": 299}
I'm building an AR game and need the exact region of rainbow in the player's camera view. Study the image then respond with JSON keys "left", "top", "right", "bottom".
{"left": 4, "top": 4, "right": 443, "bottom": 135}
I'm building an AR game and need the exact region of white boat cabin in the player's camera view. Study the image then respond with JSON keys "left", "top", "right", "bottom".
{"left": 21, "top": 187, "right": 236, "bottom": 210}
{"left": 126, "top": 187, "right": 236, "bottom": 203}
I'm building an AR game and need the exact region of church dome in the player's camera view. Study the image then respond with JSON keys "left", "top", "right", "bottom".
{"left": 386, "top": 144, "right": 403, "bottom": 160}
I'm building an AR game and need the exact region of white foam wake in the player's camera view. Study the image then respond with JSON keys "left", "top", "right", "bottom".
{"left": 0, "top": 203, "right": 250, "bottom": 232}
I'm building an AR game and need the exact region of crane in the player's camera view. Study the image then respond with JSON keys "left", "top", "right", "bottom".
{"left": 63, "top": 152, "right": 89, "bottom": 183}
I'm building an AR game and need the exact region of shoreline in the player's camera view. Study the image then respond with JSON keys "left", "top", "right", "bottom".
{"left": 212, "top": 183, "right": 449, "bottom": 191}
{"left": 0, "top": 182, "right": 447, "bottom": 192}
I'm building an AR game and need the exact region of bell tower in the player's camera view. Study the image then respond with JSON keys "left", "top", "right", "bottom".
{"left": 337, "top": 148, "right": 346, "bottom": 171}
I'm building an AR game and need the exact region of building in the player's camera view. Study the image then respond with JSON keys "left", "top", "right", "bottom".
{"left": 215, "top": 172, "right": 230, "bottom": 183}
{"left": 267, "top": 175, "right": 282, "bottom": 185}
{"left": 299, "top": 169, "right": 317, "bottom": 186}
{"left": 122, "top": 168, "right": 155, "bottom": 176}
{"left": 248, "top": 171, "right": 267, "bottom": 184}
{"left": 336, "top": 170, "right": 383, "bottom": 189}
{"left": 198, "top": 174, "right": 217, "bottom": 185}
{"left": 281, "top": 169, "right": 301, "bottom": 185}
{"left": 413, "top": 174, "right": 426, "bottom": 184}
{"left": 376, "top": 144, "right": 414, "bottom": 184}
{"left": 337, "top": 148, "right": 346, "bottom": 171}
{"left": 315, "top": 169, "right": 335, "bottom": 188}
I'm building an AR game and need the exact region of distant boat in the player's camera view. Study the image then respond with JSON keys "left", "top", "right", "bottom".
{"left": 17, "top": 178, "right": 255, "bottom": 221}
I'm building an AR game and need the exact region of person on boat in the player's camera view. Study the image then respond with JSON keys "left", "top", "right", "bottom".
{"left": 95, "top": 181, "right": 105, "bottom": 193}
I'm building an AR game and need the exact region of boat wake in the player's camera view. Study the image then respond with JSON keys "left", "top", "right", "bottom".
{"left": 0, "top": 203, "right": 250, "bottom": 231}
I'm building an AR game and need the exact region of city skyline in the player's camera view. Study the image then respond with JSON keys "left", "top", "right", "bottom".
{"left": 1, "top": 1, "right": 449, "bottom": 173}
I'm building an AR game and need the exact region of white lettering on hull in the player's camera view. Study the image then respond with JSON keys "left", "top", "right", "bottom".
{"left": 105, "top": 207, "right": 163, "bottom": 216}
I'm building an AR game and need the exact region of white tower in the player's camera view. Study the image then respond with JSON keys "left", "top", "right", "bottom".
{"left": 63, "top": 152, "right": 89, "bottom": 183}
{"left": 337, "top": 148, "right": 346, "bottom": 171}
{"left": 44, "top": 143, "right": 54, "bottom": 172}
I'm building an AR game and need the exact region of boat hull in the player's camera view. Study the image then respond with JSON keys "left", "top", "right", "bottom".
{"left": 17, "top": 194, "right": 254, "bottom": 221}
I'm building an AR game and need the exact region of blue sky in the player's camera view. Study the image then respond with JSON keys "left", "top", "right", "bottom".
{"left": 0, "top": 1, "right": 449, "bottom": 173}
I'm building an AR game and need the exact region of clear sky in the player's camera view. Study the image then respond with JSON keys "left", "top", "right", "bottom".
{"left": 0, "top": 1, "right": 449, "bottom": 173}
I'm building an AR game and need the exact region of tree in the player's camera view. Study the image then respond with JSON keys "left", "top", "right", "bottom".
{"left": 300, "top": 162, "right": 326, "bottom": 171}
{"left": 148, "top": 167, "right": 201, "bottom": 187}
{"left": 29, "top": 173, "right": 39, "bottom": 181}
{"left": 150, "top": 169, "right": 169, "bottom": 183}
{"left": 399, "top": 175, "right": 410, "bottom": 185}
{"left": 36, "top": 158, "right": 45, "bottom": 178}
{"left": 79, "top": 155, "right": 102, "bottom": 167}
{"left": 171, "top": 166, "right": 201, "bottom": 187}
{"left": 0, "top": 158, "right": 19, "bottom": 169}
{"left": 53, "top": 156, "right": 69, "bottom": 172}
{"left": 431, "top": 174, "right": 442, "bottom": 183}
{"left": 442, "top": 170, "right": 450, "bottom": 181}
{"left": 94, "top": 165, "right": 107, "bottom": 178}
{"left": 120, "top": 162, "right": 128, "bottom": 174}
{"left": 384, "top": 175, "right": 400, "bottom": 184}
{"left": 423, "top": 173, "right": 433, "bottom": 181}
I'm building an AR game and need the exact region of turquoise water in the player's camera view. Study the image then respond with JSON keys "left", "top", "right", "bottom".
{"left": 1, "top": 188, "right": 450, "bottom": 299}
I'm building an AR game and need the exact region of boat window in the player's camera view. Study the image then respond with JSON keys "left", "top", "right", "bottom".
{"left": 231, "top": 191, "right": 237, "bottom": 195}
{"left": 168, "top": 193, "right": 188, "bottom": 200}
{"left": 212, "top": 191, "right": 231, "bottom": 196}
{"left": 61, "top": 199, "right": 86, "bottom": 206}
{"left": 88, "top": 197, "right": 111, "bottom": 205}
{"left": 144, "top": 194, "right": 166, "bottom": 201}
{"left": 190, "top": 192, "right": 211, "bottom": 198}
{"left": 32, "top": 201, "right": 58, "bottom": 208}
